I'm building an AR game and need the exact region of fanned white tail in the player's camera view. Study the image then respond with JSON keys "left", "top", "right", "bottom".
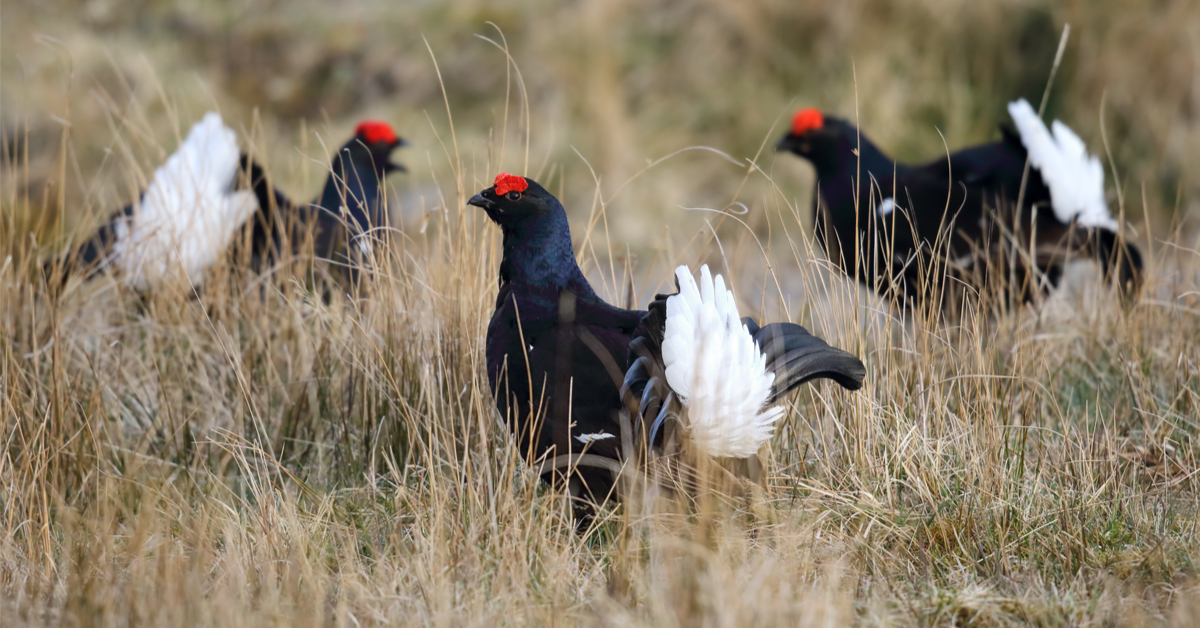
{"left": 660, "top": 265, "right": 783, "bottom": 458}
{"left": 114, "top": 112, "right": 257, "bottom": 289}
{"left": 1007, "top": 98, "right": 1117, "bottom": 231}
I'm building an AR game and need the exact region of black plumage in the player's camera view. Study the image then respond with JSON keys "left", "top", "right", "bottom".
{"left": 248, "top": 121, "right": 408, "bottom": 267}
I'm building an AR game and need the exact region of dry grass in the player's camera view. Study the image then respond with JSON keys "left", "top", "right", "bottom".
{"left": 4, "top": 1, "right": 1200, "bottom": 625}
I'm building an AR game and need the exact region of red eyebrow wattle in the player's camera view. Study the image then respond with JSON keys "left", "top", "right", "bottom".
{"left": 791, "top": 108, "right": 824, "bottom": 135}
{"left": 355, "top": 120, "right": 398, "bottom": 144}
{"left": 493, "top": 172, "right": 529, "bottom": 196}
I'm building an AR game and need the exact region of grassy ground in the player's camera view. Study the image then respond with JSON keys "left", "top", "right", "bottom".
{"left": 3, "top": 1, "right": 1200, "bottom": 625}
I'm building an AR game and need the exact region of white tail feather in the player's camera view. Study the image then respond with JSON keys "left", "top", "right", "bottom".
{"left": 661, "top": 264, "right": 782, "bottom": 458}
{"left": 1007, "top": 98, "right": 1117, "bottom": 231}
{"left": 114, "top": 112, "right": 257, "bottom": 289}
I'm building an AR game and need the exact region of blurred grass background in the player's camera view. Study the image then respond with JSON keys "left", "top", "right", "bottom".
{"left": 4, "top": 1, "right": 1200, "bottom": 626}
{"left": 5, "top": 0, "right": 1198, "bottom": 249}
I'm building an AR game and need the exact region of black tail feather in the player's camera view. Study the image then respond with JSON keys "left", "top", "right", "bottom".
{"left": 236, "top": 154, "right": 297, "bottom": 266}
{"left": 746, "top": 320, "right": 866, "bottom": 402}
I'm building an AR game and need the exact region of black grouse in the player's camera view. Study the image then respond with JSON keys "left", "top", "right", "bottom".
{"left": 48, "top": 117, "right": 407, "bottom": 288}
{"left": 470, "top": 173, "right": 865, "bottom": 513}
{"left": 775, "top": 101, "right": 1142, "bottom": 309}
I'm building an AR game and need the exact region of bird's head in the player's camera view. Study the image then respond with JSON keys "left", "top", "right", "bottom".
{"left": 344, "top": 120, "right": 409, "bottom": 173}
{"left": 775, "top": 108, "right": 845, "bottom": 159}
{"left": 468, "top": 173, "right": 587, "bottom": 290}
{"left": 467, "top": 173, "right": 559, "bottom": 229}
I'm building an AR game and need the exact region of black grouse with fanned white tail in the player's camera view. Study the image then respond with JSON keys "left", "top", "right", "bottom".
{"left": 48, "top": 119, "right": 408, "bottom": 288}
{"left": 471, "top": 173, "right": 865, "bottom": 514}
{"left": 775, "top": 100, "right": 1142, "bottom": 308}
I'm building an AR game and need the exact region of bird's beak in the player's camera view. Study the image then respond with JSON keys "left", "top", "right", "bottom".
{"left": 385, "top": 138, "right": 409, "bottom": 172}
{"left": 468, "top": 193, "right": 495, "bottom": 211}
{"left": 774, "top": 135, "right": 793, "bottom": 151}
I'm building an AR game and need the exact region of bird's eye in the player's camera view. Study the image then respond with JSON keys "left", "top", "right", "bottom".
{"left": 506, "top": 191, "right": 522, "bottom": 201}
{"left": 799, "top": 142, "right": 811, "bottom": 152}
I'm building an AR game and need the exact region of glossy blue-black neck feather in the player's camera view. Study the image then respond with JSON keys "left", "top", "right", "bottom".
{"left": 813, "top": 119, "right": 898, "bottom": 189}
{"left": 316, "top": 142, "right": 389, "bottom": 232}
{"left": 500, "top": 195, "right": 594, "bottom": 297}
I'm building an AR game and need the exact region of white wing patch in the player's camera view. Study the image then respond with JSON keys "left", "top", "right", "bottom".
{"left": 1007, "top": 99, "right": 1117, "bottom": 231}
{"left": 575, "top": 432, "right": 615, "bottom": 444}
{"left": 114, "top": 112, "right": 257, "bottom": 290}
{"left": 661, "top": 264, "right": 783, "bottom": 458}
{"left": 355, "top": 235, "right": 375, "bottom": 257}
{"left": 878, "top": 197, "right": 896, "bottom": 217}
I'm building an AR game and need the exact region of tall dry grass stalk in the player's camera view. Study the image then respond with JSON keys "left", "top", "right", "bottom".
{"left": 4, "top": 10, "right": 1200, "bottom": 627}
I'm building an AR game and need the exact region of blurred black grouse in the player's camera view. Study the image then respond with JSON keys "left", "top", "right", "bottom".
{"left": 775, "top": 101, "right": 1142, "bottom": 308}
{"left": 48, "top": 119, "right": 407, "bottom": 286}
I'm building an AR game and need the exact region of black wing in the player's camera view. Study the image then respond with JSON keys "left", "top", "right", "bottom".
{"left": 237, "top": 154, "right": 296, "bottom": 264}
{"left": 620, "top": 291, "right": 674, "bottom": 450}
